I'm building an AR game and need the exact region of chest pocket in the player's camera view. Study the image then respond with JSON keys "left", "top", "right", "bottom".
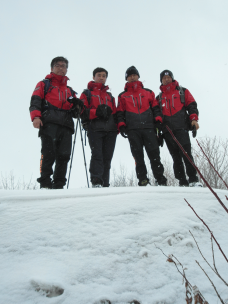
{"left": 124, "top": 95, "right": 136, "bottom": 107}
{"left": 90, "top": 95, "right": 102, "bottom": 107}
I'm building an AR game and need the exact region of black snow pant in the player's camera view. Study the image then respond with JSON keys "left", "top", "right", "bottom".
{"left": 88, "top": 130, "right": 117, "bottom": 187}
{"left": 127, "top": 128, "right": 167, "bottom": 184}
{"left": 164, "top": 129, "right": 198, "bottom": 183}
{"left": 37, "top": 123, "right": 72, "bottom": 188}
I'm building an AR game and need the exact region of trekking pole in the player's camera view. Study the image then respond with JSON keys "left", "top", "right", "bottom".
{"left": 78, "top": 116, "right": 90, "bottom": 188}
{"left": 67, "top": 118, "right": 79, "bottom": 189}
{"left": 166, "top": 125, "right": 228, "bottom": 214}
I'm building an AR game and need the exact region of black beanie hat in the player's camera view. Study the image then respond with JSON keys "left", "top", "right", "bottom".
{"left": 125, "top": 66, "right": 140, "bottom": 80}
{"left": 160, "top": 70, "right": 174, "bottom": 83}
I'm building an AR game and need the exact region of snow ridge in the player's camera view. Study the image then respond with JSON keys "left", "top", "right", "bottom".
{"left": 0, "top": 187, "right": 227, "bottom": 303}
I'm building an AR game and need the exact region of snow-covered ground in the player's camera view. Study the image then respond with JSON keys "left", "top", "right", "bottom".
{"left": 0, "top": 186, "right": 228, "bottom": 304}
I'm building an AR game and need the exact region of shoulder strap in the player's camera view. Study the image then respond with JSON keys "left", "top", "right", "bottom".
{"left": 42, "top": 80, "right": 76, "bottom": 98}
{"left": 107, "top": 92, "right": 114, "bottom": 104}
{"left": 118, "top": 90, "right": 126, "bottom": 97}
{"left": 177, "top": 85, "right": 186, "bottom": 105}
{"left": 143, "top": 88, "right": 152, "bottom": 93}
{"left": 42, "top": 79, "right": 52, "bottom": 97}
{"left": 83, "top": 89, "right": 92, "bottom": 105}
{"left": 67, "top": 86, "right": 77, "bottom": 97}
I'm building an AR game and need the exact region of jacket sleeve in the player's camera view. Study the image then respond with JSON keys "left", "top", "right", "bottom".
{"left": 29, "top": 81, "right": 45, "bottom": 121}
{"left": 149, "top": 91, "right": 163, "bottom": 123}
{"left": 111, "top": 97, "right": 118, "bottom": 124}
{"left": 79, "top": 92, "right": 98, "bottom": 120}
{"left": 185, "top": 89, "right": 199, "bottom": 121}
{"left": 116, "top": 94, "right": 126, "bottom": 129}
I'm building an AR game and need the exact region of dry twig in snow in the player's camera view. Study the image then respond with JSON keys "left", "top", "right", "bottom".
{"left": 189, "top": 231, "right": 228, "bottom": 287}
{"left": 185, "top": 199, "right": 228, "bottom": 263}
{"left": 196, "top": 261, "right": 225, "bottom": 304}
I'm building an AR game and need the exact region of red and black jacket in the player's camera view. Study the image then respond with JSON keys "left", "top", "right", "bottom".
{"left": 29, "top": 73, "right": 77, "bottom": 133}
{"left": 156, "top": 80, "right": 199, "bottom": 133}
{"left": 117, "top": 81, "right": 162, "bottom": 131}
{"left": 80, "top": 81, "right": 117, "bottom": 132}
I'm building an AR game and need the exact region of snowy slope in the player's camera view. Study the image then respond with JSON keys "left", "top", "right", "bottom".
{"left": 0, "top": 187, "right": 228, "bottom": 304}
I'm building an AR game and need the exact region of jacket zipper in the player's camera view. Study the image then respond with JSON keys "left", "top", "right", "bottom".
{"left": 135, "top": 97, "right": 143, "bottom": 126}
{"left": 139, "top": 93, "right": 142, "bottom": 108}
{"left": 172, "top": 94, "right": 175, "bottom": 109}
{"left": 58, "top": 88, "right": 64, "bottom": 110}
{"left": 136, "top": 97, "right": 140, "bottom": 114}
{"left": 130, "top": 95, "right": 135, "bottom": 107}
{"left": 168, "top": 98, "right": 173, "bottom": 129}
{"left": 66, "top": 89, "right": 68, "bottom": 108}
{"left": 96, "top": 95, "right": 101, "bottom": 105}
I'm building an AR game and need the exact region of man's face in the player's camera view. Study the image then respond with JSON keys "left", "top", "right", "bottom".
{"left": 127, "top": 74, "right": 139, "bottom": 83}
{"left": 162, "top": 75, "right": 173, "bottom": 86}
{"left": 93, "top": 72, "right": 107, "bottom": 84}
{"left": 51, "top": 61, "right": 68, "bottom": 76}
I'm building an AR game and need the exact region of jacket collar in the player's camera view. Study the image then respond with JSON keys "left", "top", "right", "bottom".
{"left": 124, "top": 81, "right": 143, "bottom": 92}
{"left": 160, "top": 80, "right": 179, "bottom": 93}
{"left": 87, "top": 81, "right": 109, "bottom": 92}
{"left": 45, "top": 72, "right": 69, "bottom": 86}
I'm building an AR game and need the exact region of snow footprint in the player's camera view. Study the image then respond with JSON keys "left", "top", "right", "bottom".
{"left": 94, "top": 300, "right": 111, "bottom": 304}
{"left": 94, "top": 300, "right": 140, "bottom": 304}
{"left": 31, "top": 280, "right": 64, "bottom": 298}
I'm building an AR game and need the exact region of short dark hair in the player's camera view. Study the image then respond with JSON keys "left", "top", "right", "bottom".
{"left": 51, "top": 56, "right": 68, "bottom": 69}
{"left": 93, "top": 67, "right": 108, "bottom": 78}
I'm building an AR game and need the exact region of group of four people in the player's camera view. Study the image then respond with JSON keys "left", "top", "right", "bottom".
{"left": 29, "top": 56, "right": 201, "bottom": 189}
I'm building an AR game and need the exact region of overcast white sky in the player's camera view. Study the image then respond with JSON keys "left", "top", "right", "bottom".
{"left": 1, "top": 0, "right": 228, "bottom": 188}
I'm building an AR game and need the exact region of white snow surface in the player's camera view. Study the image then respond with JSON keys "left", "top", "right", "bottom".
{"left": 0, "top": 187, "right": 228, "bottom": 304}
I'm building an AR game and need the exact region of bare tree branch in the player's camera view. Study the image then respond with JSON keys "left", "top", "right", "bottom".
{"left": 196, "top": 260, "right": 225, "bottom": 304}
{"left": 185, "top": 199, "right": 228, "bottom": 263}
{"left": 166, "top": 128, "right": 228, "bottom": 213}
{"left": 196, "top": 139, "right": 228, "bottom": 190}
{"left": 193, "top": 137, "right": 228, "bottom": 190}
{"left": 189, "top": 230, "right": 228, "bottom": 286}
{"left": 0, "top": 172, "right": 38, "bottom": 190}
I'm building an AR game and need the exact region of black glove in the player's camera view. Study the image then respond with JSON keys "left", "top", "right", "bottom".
{"left": 119, "top": 125, "right": 128, "bottom": 138}
{"left": 82, "top": 122, "right": 89, "bottom": 132}
{"left": 68, "top": 97, "right": 84, "bottom": 113}
{"left": 157, "top": 132, "right": 164, "bottom": 147}
{"left": 192, "top": 125, "right": 197, "bottom": 138}
{"left": 154, "top": 121, "right": 162, "bottom": 132}
{"left": 154, "top": 122, "right": 163, "bottom": 147}
{"left": 106, "top": 106, "right": 112, "bottom": 118}
{"left": 96, "top": 104, "right": 112, "bottom": 120}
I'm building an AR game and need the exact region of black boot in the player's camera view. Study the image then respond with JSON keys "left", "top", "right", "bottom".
{"left": 138, "top": 177, "right": 150, "bottom": 186}
{"left": 91, "top": 177, "right": 103, "bottom": 188}
{"left": 52, "top": 181, "right": 64, "bottom": 189}
{"left": 179, "top": 179, "right": 189, "bottom": 187}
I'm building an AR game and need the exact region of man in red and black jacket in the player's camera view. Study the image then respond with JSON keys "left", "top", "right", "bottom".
{"left": 29, "top": 56, "right": 83, "bottom": 189}
{"left": 80, "top": 67, "right": 117, "bottom": 188}
{"left": 157, "top": 69, "right": 201, "bottom": 187}
{"left": 117, "top": 66, "right": 167, "bottom": 186}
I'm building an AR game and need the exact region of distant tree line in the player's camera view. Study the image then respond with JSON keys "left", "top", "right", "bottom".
{"left": 0, "top": 171, "right": 38, "bottom": 190}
